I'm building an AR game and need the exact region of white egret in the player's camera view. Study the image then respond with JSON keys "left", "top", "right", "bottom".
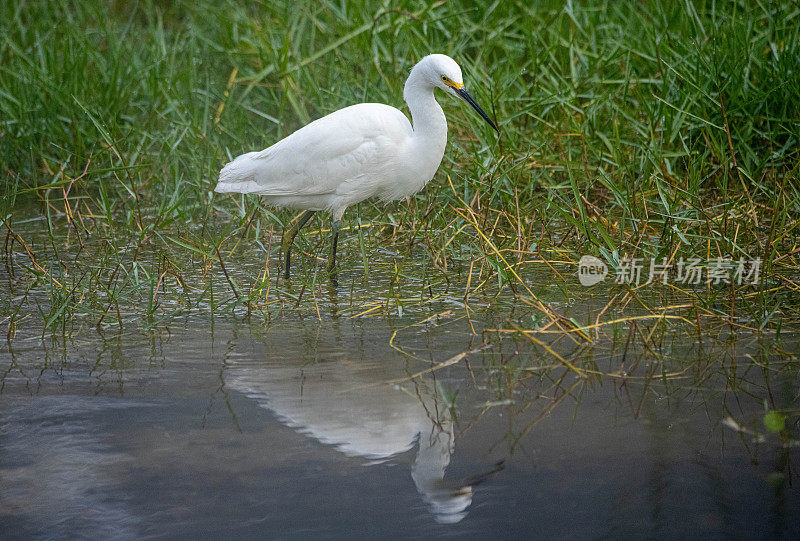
{"left": 215, "top": 54, "right": 498, "bottom": 279}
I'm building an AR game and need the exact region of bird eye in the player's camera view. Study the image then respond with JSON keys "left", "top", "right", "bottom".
{"left": 441, "top": 75, "right": 448, "bottom": 81}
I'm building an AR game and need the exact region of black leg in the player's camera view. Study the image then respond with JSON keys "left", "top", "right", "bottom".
{"left": 282, "top": 210, "right": 315, "bottom": 279}
{"left": 326, "top": 220, "right": 341, "bottom": 280}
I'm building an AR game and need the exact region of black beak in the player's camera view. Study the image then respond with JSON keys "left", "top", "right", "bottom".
{"left": 455, "top": 87, "right": 499, "bottom": 133}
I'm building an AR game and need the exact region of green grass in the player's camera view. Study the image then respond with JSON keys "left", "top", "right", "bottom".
{"left": 1, "top": 0, "right": 799, "bottom": 335}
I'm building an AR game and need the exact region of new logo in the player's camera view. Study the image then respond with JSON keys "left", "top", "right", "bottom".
{"left": 578, "top": 255, "right": 608, "bottom": 286}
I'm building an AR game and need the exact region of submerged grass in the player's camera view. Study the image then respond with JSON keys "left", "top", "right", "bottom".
{"left": 1, "top": 0, "right": 799, "bottom": 341}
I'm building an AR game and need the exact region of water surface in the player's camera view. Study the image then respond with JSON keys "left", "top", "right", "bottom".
{"left": 1, "top": 245, "right": 799, "bottom": 539}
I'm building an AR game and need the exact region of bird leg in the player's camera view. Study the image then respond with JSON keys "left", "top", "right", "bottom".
{"left": 282, "top": 210, "right": 315, "bottom": 279}
{"left": 325, "top": 220, "right": 341, "bottom": 278}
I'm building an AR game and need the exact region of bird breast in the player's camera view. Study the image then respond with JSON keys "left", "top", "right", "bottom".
{"left": 381, "top": 127, "right": 447, "bottom": 202}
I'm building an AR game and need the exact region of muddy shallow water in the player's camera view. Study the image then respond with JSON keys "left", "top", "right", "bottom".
{"left": 2, "top": 301, "right": 799, "bottom": 539}
{"left": 1, "top": 221, "right": 799, "bottom": 539}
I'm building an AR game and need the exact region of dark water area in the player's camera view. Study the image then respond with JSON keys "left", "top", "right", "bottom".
{"left": 1, "top": 219, "right": 799, "bottom": 538}
{"left": 2, "top": 306, "right": 799, "bottom": 539}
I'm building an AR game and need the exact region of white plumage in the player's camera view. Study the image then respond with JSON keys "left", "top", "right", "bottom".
{"left": 215, "top": 54, "right": 498, "bottom": 279}
{"left": 217, "top": 104, "right": 417, "bottom": 219}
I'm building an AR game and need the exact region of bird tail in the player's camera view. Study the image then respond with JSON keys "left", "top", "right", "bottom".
{"left": 215, "top": 151, "right": 262, "bottom": 193}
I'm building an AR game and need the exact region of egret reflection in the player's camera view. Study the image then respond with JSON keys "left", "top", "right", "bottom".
{"left": 226, "top": 354, "right": 484, "bottom": 524}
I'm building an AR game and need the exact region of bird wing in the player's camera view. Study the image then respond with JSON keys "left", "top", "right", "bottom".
{"left": 216, "top": 104, "right": 411, "bottom": 198}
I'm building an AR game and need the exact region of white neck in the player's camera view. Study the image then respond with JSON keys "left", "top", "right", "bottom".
{"left": 403, "top": 66, "right": 447, "bottom": 153}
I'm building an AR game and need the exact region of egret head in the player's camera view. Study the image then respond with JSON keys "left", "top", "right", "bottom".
{"left": 414, "top": 54, "right": 499, "bottom": 133}
{"left": 422, "top": 54, "right": 464, "bottom": 94}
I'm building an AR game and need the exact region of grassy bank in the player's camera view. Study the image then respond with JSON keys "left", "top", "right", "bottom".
{"left": 1, "top": 0, "right": 799, "bottom": 335}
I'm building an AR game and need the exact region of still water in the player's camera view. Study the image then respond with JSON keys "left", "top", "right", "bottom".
{"left": 1, "top": 268, "right": 799, "bottom": 538}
